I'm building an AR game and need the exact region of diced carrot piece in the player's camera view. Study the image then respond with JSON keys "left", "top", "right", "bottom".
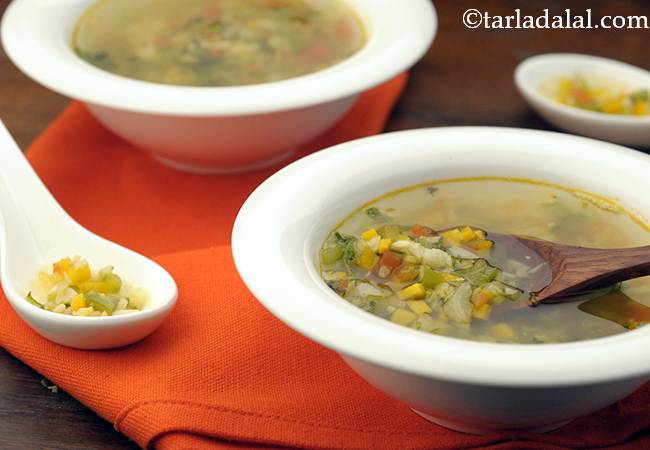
{"left": 410, "top": 224, "right": 435, "bottom": 237}
{"left": 374, "top": 250, "right": 402, "bottom": 278}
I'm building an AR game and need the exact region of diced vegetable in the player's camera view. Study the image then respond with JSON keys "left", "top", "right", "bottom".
{"left": 377, "top": 238, "right": 393, "bottom": 254}
{"left": 393, "top": 264, "right": 420, "bottom": 283}
{"left": 441, "top": 228, "right": 463, "bottom": 246}
{"left": 421, "top": 268, "right": 446, "bottom": 289}
{"left": 334, "top": 232, "right": 357, "bottom": 271}
{"left": 26, "top": 292, "right": 43, "bottom": 308}
{"left": 471, "top": 289, "right": 495, "bottom": 308}
{"left": 410, "top": 224, "right": 434, "bottom": 237}
{"left": 422, "top": 248, "right": 452, "bottom": 269}
{"left": 357, "top": 245, "right": 377, "bottom": 270}
{"left": 407, "top": 300, "right": 431, "bottom": 314}
{"left": 362, "top": 228, "right": 378, "bottom": 241}
{"left": 553, "top": 74, "right": 650, "bottom": 116}
{"left": 374, "top": 250, "right": 402, "bottom": 278}
{"left": 365, "top": 207, "right": 393, "bottom": 223}
{"left": 85, "top": 292, "right": 118, "bottom": 315}
{"left": 66, "top": 260, "right": 91, "bottom": 284}
{"left": 457, "top": 259, "right": 500, "bottom": 286}
{"left": 321, "top": 244, "right": 344, "bottom": 265}
{"left": 391, "top": 308, "right": 417, "bottom": 326}
{"left": 27, "top": 256, "right": 146, "bottom": 317}
{"left": 398, "top": 283, "right": 426, "bottom": 300}
{"left": 472, "top": 303, "right": 492, "bottom": 320}
{"left": 443, "top": 282, "right": 473, "bottom": 324}
{"left": 70, "top": 293, "right": 87, "bottom": 311}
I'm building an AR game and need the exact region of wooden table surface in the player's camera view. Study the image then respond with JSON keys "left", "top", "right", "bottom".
{"left": 1, "top": 0, "right": 649, "bottom": 448}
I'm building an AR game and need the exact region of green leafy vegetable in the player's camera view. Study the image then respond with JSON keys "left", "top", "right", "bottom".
{"left": 334, "top": 232, "right": 357, "bottom": 270}
{"left": 426, "top": 186, "right": 439, "bottom": 195}
{"left": 320, "top": 244, "right": 344, "bottom": 265}
{"left": 26, "top": 292, "right": 43, "bottom": 308}
{"left": 456, "top": 259, "right": 500, "bottom": 286}
{"left": 75, "top": 49, "right": 116, "bottom": 70}
{"left": 365, "top": 207, "right": 393, "bottom": 223}
{"left": 631, "top": 90, "right": 650, "bottom": 102}
{"left": 84, "top": 292, "right": 118, "bottom": 315}
{"left": 421, "top": 268, "right": 446, "bottom": 288}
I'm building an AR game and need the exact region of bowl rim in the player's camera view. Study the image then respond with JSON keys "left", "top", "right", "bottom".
{"left": 232, "top": 126, "right": 650, "bottom": 388}
{"left": 514, "top": 52, "right": 650, "bottom": 125}
{"left": 1, "top": 0, "right": 436, "bottom": 117}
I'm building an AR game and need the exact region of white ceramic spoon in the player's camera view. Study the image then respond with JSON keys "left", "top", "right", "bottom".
{"left": 0, "top": 121, "right": 177, "bottom": 349}
{"left": 515, "top": 53, "right": 650, "bottom": 147}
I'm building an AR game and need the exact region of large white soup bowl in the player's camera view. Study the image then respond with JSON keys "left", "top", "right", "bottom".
{"left": 232, "top": 127, "right": 650, "bottom": 433}
{"left": 1, "top": 0, "right": 436, "bottom": 173}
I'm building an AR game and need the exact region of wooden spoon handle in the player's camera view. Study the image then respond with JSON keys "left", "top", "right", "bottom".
{"left": 532, "top": 244, "right": 650, "bottom": 303}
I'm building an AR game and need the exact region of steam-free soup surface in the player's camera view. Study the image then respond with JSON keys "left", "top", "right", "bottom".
{"left": 319, "top": 178, "right": 650, "bottom": 344}
{"left": 73, "top": 0, "right": 365, "bottom": 86}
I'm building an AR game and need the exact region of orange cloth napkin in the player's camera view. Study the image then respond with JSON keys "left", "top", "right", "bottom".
{"left": 1, "top": 74, "right": 649, "bottom": 450}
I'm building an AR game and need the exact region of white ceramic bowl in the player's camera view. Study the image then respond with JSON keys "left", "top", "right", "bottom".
{"left": 1, "top": 0, "right": 436, "bottom": 173}
{"left": 515, "top": 53, "right": 650, "bottom": 148}
{"left": 232, "top": 127, "right": 650, "bottom": 434}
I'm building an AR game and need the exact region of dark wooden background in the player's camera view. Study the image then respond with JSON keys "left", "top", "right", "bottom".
{"left": 1, "top": 0, "right": 649, "bottom": 448}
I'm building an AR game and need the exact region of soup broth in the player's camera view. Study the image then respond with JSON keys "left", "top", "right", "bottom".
{"left": 72, "top": 0, "right": 365, "bottom": 86}
{"left": 319, "top": 178, "right": 650, "bottom": 344}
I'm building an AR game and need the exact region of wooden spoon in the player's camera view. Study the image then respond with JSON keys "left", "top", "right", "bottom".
{"left": 494, "top": 234, "right": 650, "bottom": 305}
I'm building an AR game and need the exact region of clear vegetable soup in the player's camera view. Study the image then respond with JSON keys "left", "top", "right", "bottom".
{"left": 319, "top": 178, "right": 650, "bottom": 344}
{"left": 72, "top": 0, "right": 366, "bottom": 86}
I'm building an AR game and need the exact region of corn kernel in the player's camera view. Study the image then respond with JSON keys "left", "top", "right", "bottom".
{"left": 460, "top": 226, "right": 475, "bottom": 243}
{"left": 53, "top": 257, "right": 72, "bottom": 275}
{"left": 441, "top": 228, "right": 463, "bottom": 245}
{"left": 472, "top": 304, "right": 492, "bottom": 320}
{"left": 362, "top": 228, "right": 378, "bottom": 241}
{"left": 79, "top": 281, "right": 110, "bottom": 294}
{"left": 472, "top": 290, "right": 495, "bottom": 308}
{"left": 357, "top": 246, "right": 376, "bottom": 270}
{"left": 407, "top": 300, "right": 432, "bottom": 314}
{"left": 633, "top": 101, "right": 649, "bottom": 116}
{"left": 474, "top": 240, "right": 493, "bottom": 250}
{"left": 601, "top": 97, "right": 624, "bottom": 114}
{"left": 398, "top": 283, "right": 426, "bottom": 300}
{"left": 66, "top": 261, "right": 91, "bottom": 284}
{"left": 71, "top": 294, "right": 87, "bottom": 311}
{"left": 377, "top": 238, "right": 393, "bottom": 254}
{"left": 390, "top": 308, "right": 417, "bottom": 326}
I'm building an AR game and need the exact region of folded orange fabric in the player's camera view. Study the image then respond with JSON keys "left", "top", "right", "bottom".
{"left": 1, "top": 74, "right": 649, "bottom": 450}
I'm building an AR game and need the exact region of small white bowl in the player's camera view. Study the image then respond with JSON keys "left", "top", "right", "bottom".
{"left": 233, "top": 127, "right": 650, "bottom": 433}
{"left": 515, "top": 53, "right": 650, "bottom": 147}
{"left": 1, "top": 0, "right": 436, "bottom": 173}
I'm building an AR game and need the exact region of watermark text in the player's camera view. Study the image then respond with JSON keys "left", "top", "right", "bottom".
{"left": 463, "top": 9, "right": 649, "bottom": 30}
